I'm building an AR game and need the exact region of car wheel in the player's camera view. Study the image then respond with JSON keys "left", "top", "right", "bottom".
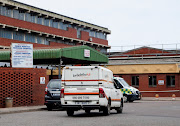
{"left": 103, "top": 100, "right": 111, "bottom": 116}
{"left": 47, "top": 105, "right": 53, "bottom": 111}
{"left": 129, "top": 100, "right": 134, "bottom": 102}
{"left": 123, "top": 95, "right": 128, "bottom": 103}
{"left": 139, "top": 93, "right": 142, "bottom": 100}
{"left": 85, "top": 109, "right": 91, "bottom": 114}
{"left": 117, "top": 100, "right": 123, "bottom": 113}
{"left": 67, "top": 110, "right": 74, "bottom": 116}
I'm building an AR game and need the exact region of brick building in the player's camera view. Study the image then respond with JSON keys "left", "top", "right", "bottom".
{"left": 107, "top": 47, "right": 180, "bottom": 97}
{"left": 0, "top": 0, "right": 110, "bottom": 107}
{"left": 0, "top": 0, "right": 110, "bottom": 52}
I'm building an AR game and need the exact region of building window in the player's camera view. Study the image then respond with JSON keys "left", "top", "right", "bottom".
{"left": 13, "top": 31, "right": 24, "bottom": 41}
{"left": 62, "top": 23, "right": 68, "bottom": 30}
{"left": 132, "top": 76, "right": 139, "bottom": 87}
{"left": 166, "top": 75, "right": 175, "bottom": 87}
{"left": 25, "top": 13, "right": 31, "bottom": 22}
{"left": 6, "top": 8, "right": 12, "bottom": 18}
{"left": 37, "top": 16, "right": 43, "bottom": 25}
{"left": 44, "top": 38, "right": 49, "bottom": 45}
{"left": 37, "top": 36, "right": 45, "bottom": 44}
{"left": 1, "top": 6, "right": 7, "bottom": 16}
{"left": 44, "top": 19, "right": 50, "bottom": 26}
{"left": 31, "top": 14, "right": 37, "bottom": 23}
{"left": 53, "top": 21, "right": 59, "bottom": 29}
{"left": 25, "top": 34, "right": 35, "bottom": 43}
{"left": 13, "top": 9, "right": 19, "bottom": 19}
{"left": 19, "top": 10, "right": 25, "bottom": 20}
{"left": 49, "top": 19, "right": 53, "bottom": 27}
{"left": 90, "top": 30, "right": 95, "bottom": 37}
{"left": 149, "top": 76, "right": 156, "bottom": 87}
{"left": 0, "top": 29, "right": 12, "bottom": 39}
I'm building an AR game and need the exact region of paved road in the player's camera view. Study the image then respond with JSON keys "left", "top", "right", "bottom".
{"left": 0, "top": 101, "right": 180, "bottom": 126}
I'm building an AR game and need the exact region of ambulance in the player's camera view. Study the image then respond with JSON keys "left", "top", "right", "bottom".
{"left": 113, "top": 77, "right": 141, "bottom": 102}
{"left": 61, "top": 66, "right": 123, "bottom": 116}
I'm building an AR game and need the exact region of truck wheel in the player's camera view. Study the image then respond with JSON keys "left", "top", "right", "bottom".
{"left": 117, "top": 100, "right": 123, "bottom": 113}
{"left": 67, "top": 110, "right": 74, "bottom": 116}
{"left": 103, "top": 100, "right": 111, "bottom": 116}
{"left": 85, "top": 109, "right": 91, "bottom": 114}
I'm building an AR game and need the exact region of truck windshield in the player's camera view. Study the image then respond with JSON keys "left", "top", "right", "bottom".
{"left": 119, "top": 79, "right": 130, "bottom": 87}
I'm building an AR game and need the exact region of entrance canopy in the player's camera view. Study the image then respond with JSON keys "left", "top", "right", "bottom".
{"left": 0, "top": 45, "right": 108, "bottom": 65}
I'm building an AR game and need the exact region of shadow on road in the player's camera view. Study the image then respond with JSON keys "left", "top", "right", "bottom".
{"left": 69, "top": 112, "right": 123, "bottom": 118}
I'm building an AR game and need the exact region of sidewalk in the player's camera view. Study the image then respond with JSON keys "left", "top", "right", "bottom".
{"left": 141, "top": 97, "right": 180, "bottom": 101}
{"left": 0, "top": 105, "right": 46, "bottom": 114}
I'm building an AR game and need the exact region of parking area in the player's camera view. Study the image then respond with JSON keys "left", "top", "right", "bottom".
{"left": 0, "top": 101, "right": 180, "bottom": 126}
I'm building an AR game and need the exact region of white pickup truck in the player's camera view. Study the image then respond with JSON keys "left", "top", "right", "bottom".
{"left": 61, "top": 66, "right": 123, "bottom": 116}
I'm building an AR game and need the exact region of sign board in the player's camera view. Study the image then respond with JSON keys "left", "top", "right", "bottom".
{"left": 158, "top": 80, "right": 164, "bottom": 85}
{"left": 84, "top": 49, "right": 90, "bottom": 58}
{"left": 11, "top": 43, "right": 33, "bottom": 68}
{"left": 40, "top": 77, "right": 45, "bottom": 84}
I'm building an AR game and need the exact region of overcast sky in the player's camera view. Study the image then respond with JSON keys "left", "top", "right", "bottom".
{"left": 15, "top": 0, "right": 180, "bottom": 51}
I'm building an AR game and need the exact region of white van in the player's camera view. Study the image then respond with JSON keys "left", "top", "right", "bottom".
{"left": 61, "top": 66, "right": 123, "bottom": 116}
{"left": 113, "top": 77, "right": 141, "bottom": 102}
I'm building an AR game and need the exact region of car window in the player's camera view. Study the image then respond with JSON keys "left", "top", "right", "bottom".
{"left": 114, "top": 79, "right": 123, "bottom": 89}
{"left": 119, "top": 79, "right": 130, "bottom": 87}
{"left": 48, "top": 80, "right": 61, "bottom": 89}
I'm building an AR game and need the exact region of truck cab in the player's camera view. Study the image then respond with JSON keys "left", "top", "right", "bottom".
{"left": 61, "top": 66, "right": 123, "bottom": 116}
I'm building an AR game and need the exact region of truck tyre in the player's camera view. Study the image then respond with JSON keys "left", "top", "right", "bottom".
{"left": 103, "top": 100, "right": 111, "bottom": 116}
{"left": 117, "top": 100, "right": 123, "bottom": 113}
{"left": 67, "top": 110, "right": 74, "bottom": 116}
{"left": 85, "top": 109, "right": 91, "bottom": 114}
{"left": 47, "top": 105, "right": 52, "bottom": 111}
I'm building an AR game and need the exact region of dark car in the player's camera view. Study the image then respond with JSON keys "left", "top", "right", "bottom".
{"left": 45, "top": 79, "right": 61, "bottom": 111}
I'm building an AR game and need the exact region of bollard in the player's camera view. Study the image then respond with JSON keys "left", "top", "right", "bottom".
{"left": 172, "top": 94, "right": 176, "bottom": 100}
{"left": 5, "top": 97, "right": 13, "bottom": 108}
{"left": 155, "top": 94, "right": 159, "bottom": 100}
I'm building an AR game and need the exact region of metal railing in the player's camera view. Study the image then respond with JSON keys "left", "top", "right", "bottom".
{"left": 107, "top": 43, "right": 180, "bottom": 55}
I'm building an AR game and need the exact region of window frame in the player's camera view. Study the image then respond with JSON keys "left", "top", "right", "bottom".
{"left": 149, "top": 76, "right": 157, "bottom": 87}
{"left": 131, "top": 76, "right": 139, "bottom": 87}
{"left": 166, "top": 75, "right": 175, "bottom": 87}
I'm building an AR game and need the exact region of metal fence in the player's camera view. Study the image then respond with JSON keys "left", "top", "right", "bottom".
{"left": 108, "top": 43, "right": 180, "bottom": 53}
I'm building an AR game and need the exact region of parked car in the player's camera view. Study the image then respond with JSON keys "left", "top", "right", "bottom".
{"left": 61, "top": 66, "right": 123, "bottom": 116}
{"left": 114, "top": 77, "right": 141, "bottom": 102}
{"left": 45, "top": 79, "right": 61, "bottom": 110}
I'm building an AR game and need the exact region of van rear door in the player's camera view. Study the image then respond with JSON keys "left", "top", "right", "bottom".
{"left": 63, "top": 67, "right": 99, "bottom": 104}
{"left": 64, "top": 67, "right": 99, "bottom": 86}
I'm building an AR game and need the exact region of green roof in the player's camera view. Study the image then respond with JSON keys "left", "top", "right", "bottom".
{"left": 0, "top": 45, "right": 108, "bottom": 64}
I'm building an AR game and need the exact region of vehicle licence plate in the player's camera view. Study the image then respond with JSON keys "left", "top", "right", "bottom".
{"left": 72, "top": 96, "right": 89, "bottom": 100}
{"left": 52, "top": 93, "right": 60, "bottom": 96}
{"left": 75, "top": 102, "right": 89, "bottom": 105}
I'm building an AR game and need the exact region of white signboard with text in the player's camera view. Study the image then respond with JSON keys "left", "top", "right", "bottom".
{"left": 40, "top": 77, "right": 45, "bottom": 84}
{"left": 84, "top": 49, "right": 90, "bottom": 58}
{"left": 158, "top": 80, "right": 164, "bottom": 85}
{"left": 11, "top": 43, "right": 33, "bottom": 68}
